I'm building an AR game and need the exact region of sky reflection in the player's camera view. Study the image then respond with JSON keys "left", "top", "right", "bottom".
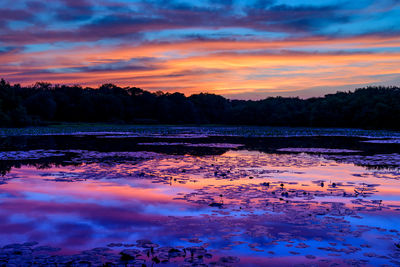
{"left": 0, "top": 149, "right": 400, "bottom": 265}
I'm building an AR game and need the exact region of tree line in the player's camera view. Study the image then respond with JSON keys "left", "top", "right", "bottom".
{"left": 0, "top": 79, "right": 399, "bottom": 129}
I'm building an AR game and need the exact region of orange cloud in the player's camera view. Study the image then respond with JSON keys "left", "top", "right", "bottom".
{"left": 2, "top": 35, "right": 400, "bottom": 98}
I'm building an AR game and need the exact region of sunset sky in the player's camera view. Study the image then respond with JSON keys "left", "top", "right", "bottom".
{"left": 1, "top": 0, "right": 400, "bottom": 99}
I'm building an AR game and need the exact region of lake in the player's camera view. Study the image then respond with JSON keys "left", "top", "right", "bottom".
{"left": 0, "top": 126, "right": 399, "bottom": 266}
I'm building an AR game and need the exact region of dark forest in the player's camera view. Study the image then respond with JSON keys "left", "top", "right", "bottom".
{"left": 0, "top": 79, "right": 399, "bottom": 129}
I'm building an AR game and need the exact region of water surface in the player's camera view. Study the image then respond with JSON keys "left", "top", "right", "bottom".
{"left": 0, "top": 127, "right": 399, "bottom": 266}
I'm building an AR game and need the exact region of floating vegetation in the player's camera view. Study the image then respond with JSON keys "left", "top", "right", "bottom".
{"left": 327, "top": 153, "right": 400, "bottom": 168}
{"left": 1, "top": 125, "right": 400, "bottom": 138}
{"left": 137, "top": 142, "right": 244, "bottom": 148}
{"left": 0, "top": 150, "right": 66, "bottom": 160}
{"left": 0, "top": 241, "right": 239, "bottom": 266}
{"left": 361, "top": 138, "right": 400, "bottom": 144}
{"left": 277, "top": 148, "right": 362, "bottom": 153}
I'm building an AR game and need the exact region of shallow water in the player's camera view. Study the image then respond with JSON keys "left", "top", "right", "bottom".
{"left": 0, "top": 129, "right": 400, "bottom": 266}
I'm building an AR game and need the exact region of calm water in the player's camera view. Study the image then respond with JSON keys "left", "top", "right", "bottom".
{"left": 0, "top": 127, "right": 400, "bottom": 266}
